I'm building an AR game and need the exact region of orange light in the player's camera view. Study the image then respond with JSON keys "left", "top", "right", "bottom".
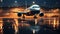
{"left": 53, "top": 18, "right": 56, "bottom": 28}
{"left": 10, "top": 8, "right": 24, "bottom": 12}
{"left": 53, "top": 9, "right": 59, "bottom": 13}
{"left": 0, "top": 23, "right": 3, "bottom": 29}
{"left": 53, "top": 18, "right": 58, "bottom": 30}
{"left": 56, "top": 20, "right": 59, "bottom": 29}
{"left": 14, "top": 19, "right": 18, "bottom": 33}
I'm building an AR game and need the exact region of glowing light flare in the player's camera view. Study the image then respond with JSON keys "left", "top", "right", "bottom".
{"left": 14, "top": 25, "right": 18, "bottom": 33}
{"left": 56, "top": 20, "right": 59, "bottom": 29}
{"left": 14, "top": 19, "right": 18, "bottom": 27}
{"left": 14, "top": 19, "right": 18, "bottom": 33}
{"left": 10, "top": 8, "right": 24, "bottom": 12}
{"left": 0, "top": 0, "right": 3, "bottom": 2}
{"left": 33, "top": 1, "right": 35, "bottom": 4}
{"left": 48, "top": 14, "right": 51, "bottom": 17}
{"left": 53, "top": 9, "right": 59, "bottom": 13}
{"left": 49, "top": 18, "right": 51, "bottom": 25}
{"left": 0, "top": 23, "right": 3, "bottom": 29}
{"left": 15, "top": 0, "right": 17, "bottom": 3}
{"left": 45, "top": 13, "right": 59, "bottom": 17}
{"left": 10, "top": 8, "right": 19, "bottom": 12}
{"left": 25, "top": 16, "right": 34, "bottom": 19}
{"left": 0, "top": 19, "right": 3, "bottom": 33}
{"left": 53, "top": 18, "right": 57, "bottom": 29}
{"left": 4, "top": 13, "right": 10, "bottom": 15}
{"left": 35, "top": 19, "right": 37, "bottom": 25}
{"left": 9, "top": 13, "right": 17, "bottom": 18}
{"left": 33, "top": 29, "right": 35, "bottom": 34}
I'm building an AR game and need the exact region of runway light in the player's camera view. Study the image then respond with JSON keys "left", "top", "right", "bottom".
{"left": 15, "top": 0, "right": 17, "bottom": 3}
{"left": 33, "top": 30, "right": 35, "bottom": 34}
{"left": 14, "top": 19, "right": 18, "bottom": 34}
{"left": 53, "top": 18, "right": 57, "bottom": 30}
{"left": 53, "top": 9, "right": 59, "bottom": 13}
{"left": 33, "top": 1, "right": 35, "bottom": 4}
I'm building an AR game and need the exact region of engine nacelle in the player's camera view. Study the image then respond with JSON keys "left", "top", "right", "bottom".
{"left": 39, "top": 12, "right": 44, "bottom": 17}
{"left": 17, "top": 13, "right": 22, "bottom": 17}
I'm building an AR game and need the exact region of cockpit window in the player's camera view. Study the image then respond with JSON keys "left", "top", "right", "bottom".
{"left": 32, "top": 6, "right": 40, "bottom": 8}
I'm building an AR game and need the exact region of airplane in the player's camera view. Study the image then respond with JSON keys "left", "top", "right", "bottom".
{"left": 25, "top": 4, "right": 40, "bottom": 16}
{"left": 18, "top": 2, "right": 44, "bottom": 17}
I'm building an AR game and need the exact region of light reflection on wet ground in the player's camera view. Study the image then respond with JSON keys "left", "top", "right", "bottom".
{"left": 0, "top": 18, "right": 59, "bottom": 34}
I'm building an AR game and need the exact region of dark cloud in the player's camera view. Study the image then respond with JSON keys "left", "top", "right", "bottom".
{"left": 0, "top": 0, "right": 60, "bottom": 8}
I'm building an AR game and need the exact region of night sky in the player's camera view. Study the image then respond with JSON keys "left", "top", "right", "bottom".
{"left": 0, "top": 0, "right": 60, "bottom": 8}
